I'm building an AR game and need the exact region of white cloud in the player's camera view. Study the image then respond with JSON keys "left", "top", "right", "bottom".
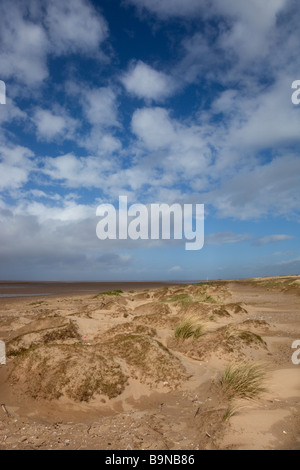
{"left": 121, "top": 61, "right": 177, "bottom": 101}
{"left": 208, "top": 153, "right": 300, "bottom": 219}
{"left": 32, "top": 108, "right": 78, "bottom": 142}
{"left": 82, "top": 87, "right": 120, "bottom": 128}
{"left": 16, "top": 200, "right": 94, "bottom": 224}
{"left": 198, "top": 74, "right": 300, "bottom": 183}
{"left": 45, "top": 0, "right": 108, "bottom": 56}
{"left": 175, "top": 32, "right": 219, "bottom": 85}
{"left": 206, "top": 232, "right": 250, "bottom": 245}
{"left": 0, "top": 197, "right": 135, "bottom": 280}
{"left": 254, "top": 234, "right": 294, "bottom": 246}
{"left": 28, "top": 190, "right": 61, "bottom": 201}
{"left": 0, "top": 1, "right": 49, "bottom": 85}
{"left": 0, "top": 0, "right": 109, "bottom": 87}
{"left": 213, "top": 0, "right": 287, "bottom": 61}
{"left": 131, "top": 107, "right": 176, "bottom": 149}
{"left": 229, "top": 77, "right": 300, "bottom": 149}
{"left": 127, "top": 0, "right": 287, "bottom": 33}
{"left": 0, "top": 97, "right": 26, "bottom": 126}
{"left": 164, "top": 1, "right": 293, "bottom": 94}
{"left": 131, "top": 107, "right": 211, "bottom": 183}
{"left": 64, "top": 82, "right": 122, "bottom": 154}
{"left": 169, "top": 265, "right": 182, "bottom": 272}
{"left": 79, "top": 129, "right": 122, "bottom": 156}
{"left": 0, "top": 145, "right": 34, "bottom": 191}
{"left": 43, "top": 153, "right": 116, "bottom": 188}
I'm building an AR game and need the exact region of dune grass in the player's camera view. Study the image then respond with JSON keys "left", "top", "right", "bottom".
{"left": 162, "top": 290, "right": 217, "bottom": 305}
{"left": 162, "top": 294, "right": 191, "bottom": 303}
{"left": 226, "top": 329, "right": 267, "bottom": 346}
{"left": 93, "top": 290, "right": 123, "bottom": 299}
{"left": 220, "top": 362, "right": 266, "bottom": 400}
{"left": 174, "top": 314, "right": 205, "bottom": 341}
{"left": 222, "top": 402, "right": 240, "bottom": 422}
{"left": 196, "top": 292, "right": 217, "bottom": 303}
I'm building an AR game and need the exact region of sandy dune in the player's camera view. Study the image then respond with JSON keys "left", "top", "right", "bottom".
{"left": 0, "top": 276, "right": 299, "bottom": 450}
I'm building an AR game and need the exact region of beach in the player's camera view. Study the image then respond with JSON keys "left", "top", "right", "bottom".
{"left": 0, "top": 276, "right": 299, "bottom": 450}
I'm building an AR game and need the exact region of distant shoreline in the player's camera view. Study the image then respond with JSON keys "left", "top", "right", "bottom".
{"left": 0, "top": 280, "right": 202, "bottom": 298}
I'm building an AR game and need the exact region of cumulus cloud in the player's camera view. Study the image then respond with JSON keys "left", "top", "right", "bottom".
{"left": 121, "top": 61, "right": 178, "bottom": 101}
{"left": 82, "top": 87, "right": 120, "bottom": 128}
{"left": 0, "top": 97, "right": 26, "bottom": 127}
{"left": 166, "top": 1, "right": 294, "bottom": 92}
{"left": 64, "top": 82, "right": 122, "bottom": 155}
{"left": 43, "top": 153, "right": 117, "bottom": 188}
{"left": 131, "top": 107, "right": 176, "bottom": 149}
{"left": 0, "top": 0, "right": 109, "bottom": 87}
{"left": 0, "top": 145, "right": 34, "bottom": 191}
{"left": 131, "top": 107, "right": 210, "bottom": 180}
{"left": 212, "top": 0, "right": 287, "bottom": 61}
{"left": 0, "top": 1, "right": 49, "bottom": 85}
{"left": 225, "top": 76, "right": 300, "bottom": 150}
{"left": 45, "top": 0, "right": 108, "bottom": 56}
{"left": 32, "top": 108, "right": 79, "bottom": 142}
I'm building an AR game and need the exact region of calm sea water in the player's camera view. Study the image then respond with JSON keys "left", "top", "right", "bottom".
{"left": 0, "top": 281, "right": 195, "bottom": 298}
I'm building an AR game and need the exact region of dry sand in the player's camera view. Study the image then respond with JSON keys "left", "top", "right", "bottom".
{"left": 0, "top": 276, "right": 299, "bottom": 450}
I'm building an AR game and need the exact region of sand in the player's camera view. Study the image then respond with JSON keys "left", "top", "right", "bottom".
{"left": 0, "top": 276, "right": 299, "bottom": 450}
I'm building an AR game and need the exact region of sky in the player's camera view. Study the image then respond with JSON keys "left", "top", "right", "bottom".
{"left": 0, "top": 0, "right": 299, "bottom": 281}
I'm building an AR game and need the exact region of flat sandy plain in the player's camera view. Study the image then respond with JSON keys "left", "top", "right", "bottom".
{"left": 0, "top": 276, "right": 299, "bottom": 450}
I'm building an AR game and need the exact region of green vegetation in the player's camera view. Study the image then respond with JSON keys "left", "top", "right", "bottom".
{"left": 93, "top": 289, "right": 123, "bottom": 298}
{"left": 162, "top": 292, "right": 217, "bottom": 305}
{"left": 213, "top": 307, "right": 230, "bottom": 317}
{"left": 222, "top": 402, "right": 240, "bottom": 422}
{"left": 250, "top": 277, "right": 300, "bottom": 291}
{"left": 226, "top": 329, "right": 267, "bottom": 347}
{"left": 174, "top": 314, "right": 205, "bottom": 341}
{"left": 220, "top": 362, "right": 266, "bottom": 400}
{"left": 162, "top": 293, "right": 191, "bottom": 303}
{"left": 196, "top": 292, "right": 217, "bottom": 303}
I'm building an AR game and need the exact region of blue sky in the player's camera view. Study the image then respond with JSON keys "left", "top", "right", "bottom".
{"left": 0, "top": 0, "right": 299, "bottom": 281}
